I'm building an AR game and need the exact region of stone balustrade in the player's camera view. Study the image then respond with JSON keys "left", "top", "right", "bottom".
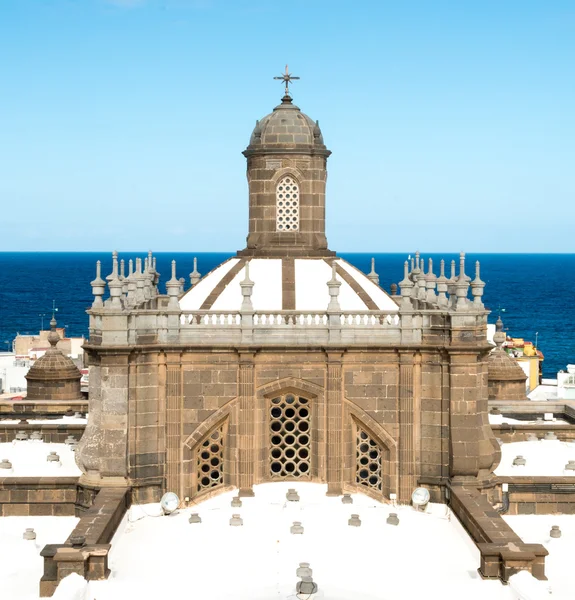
{"left": 87, "top": 304, "right": 488, "bottom": 348}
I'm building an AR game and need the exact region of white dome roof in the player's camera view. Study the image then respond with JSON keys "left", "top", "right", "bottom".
{"left": 179, "top": 258, "right": 398, "bottom": 312}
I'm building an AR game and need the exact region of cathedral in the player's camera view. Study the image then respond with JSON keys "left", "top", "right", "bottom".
{"left": 76, "top": 73, "right": 500, "bottom": 507}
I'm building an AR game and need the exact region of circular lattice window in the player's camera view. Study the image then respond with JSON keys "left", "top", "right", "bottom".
{"left": 269, "top": 394, "right": 311, "bottom": 478}
{"left": 355, "top": 427, "right": 382, "bottom": 491}
{"left": 276, "top": 176, "right": 299, "bottom": 232}
{"left": 196, "top": 425, "right": 225, "bottom": 493}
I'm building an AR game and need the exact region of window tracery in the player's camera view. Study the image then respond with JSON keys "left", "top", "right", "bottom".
{"left": 269, "top": 393, "right": 311, "bottom": 477}
{"left": 355, "top": 426, "right": 382, "bottom": 491}
{"left": 276, "top": 176, "right": 299, "bottom": 231}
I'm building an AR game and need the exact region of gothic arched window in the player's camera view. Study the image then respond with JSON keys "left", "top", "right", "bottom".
{"left": 276, "top": 176, "right": 300, "bottom": 231}
{"left": 196, "top": 423, "right": 226, "bottom": 493}
{"left": 355, "top": 426, "right": 383, "bottom": 491}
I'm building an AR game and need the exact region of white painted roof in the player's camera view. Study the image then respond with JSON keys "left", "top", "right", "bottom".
{"left": 0, "top": 441, "right": 81, "bottom": 477}
{"left": 179, "top": 258, "right": 398, "bottom": 312}
{"left": 495, "top": 440, "right": 575, "bottom": 477}
{"left": 84, "top": 482, "right": 511, "bottom": 600}
{"left": 0, "top": 516, "right": 79, "bottom": 600}
{"left": 504, "top": 514, "right": 574, "bottom": 600}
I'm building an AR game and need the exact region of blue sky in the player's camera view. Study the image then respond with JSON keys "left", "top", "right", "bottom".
{"left": 0, "top": 0, "right": 573, "bottom": 252}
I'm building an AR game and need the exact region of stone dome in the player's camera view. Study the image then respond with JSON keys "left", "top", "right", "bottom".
{"left": 25, "top": 318, "right": 83, "bottom": 402}
{"left": 247, "top": 96, "right": 327, "bottom": 152}
{"left": 179, "top": 257, "right": 398, "bottom": 313}
{"left": 487, "top": 317, "right": 527, "bottom": 400}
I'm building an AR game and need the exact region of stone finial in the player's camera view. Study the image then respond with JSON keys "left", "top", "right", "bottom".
{"left": 390, "top": 283, "right": 398, "bottom": 296}
{"left": 286, "top": 488, "right": 300, "bottom": 502}
{"left": 416, "top": 256, "right": 427, "bottom": 302}
{"left": 240, "top": 261, "right": 254, "bottom": 312}
{"left": 47, "top": 451, "right": 61, "bottom": 464}
{"left": 313, "top": 120, "right": 322, "bottom": 141}
{"left": 166, "top": 260, "right": 181, "bottom": 310}
{"left": 290, "top": 521, "right": 304, "bottom": 534}
{"left": 179, "top": 277, "right": 185, "bottom": 294}
{"left": 229, "top": 514, "right": 243, "bottom": 526}
{"left": 120, "top": 259, "right": 129, "bottom": 296}
{"left": 126, "top": 259, "right": 137, "bottom": 305}
{"left": 108, "top": 251, "right": 124, "bottom": 309}
{"left": 134, "top": 257, "right": 145, "bottom": 305}
{"left": 455, "top": 252, "right": 469, "bottom": 310}
{"left": 296, "top": 563, "right": 312, "bottom": 579}
{"left": 190, "top": 257, "right": 201, "bottom": 287}
{"left": 253, "top": 119, "right": 262, "bottom": 141}
{"left": 550, "top": 525, "right": 561, "bottom": 538}
{"left": 47, "top": 314, "right": 60, "bottom": 348}
{"left": 447, "top": 259, "right": 457, "bottom": 307}
{"left": 398, "top": 261, "right": 414, "bottom": 310}
{"left": 348, "top": 514, "right": 361, "bottom": 527}
{"left": 471, "top": 260, "right": 485, "bottom": 309}
{"left": 367, "top": 257, "right": 379, "bottom": 285}
{"left": 105, "top": 250, "right": 118, "bottom": 282}
{"left": 90, "top": 260, "right": 106, "bottom": 308}
{"left": 436, "top": 259, "right": 448, "bottom": 308}
{"left": 493, "top": 316, "right": 506, "bottom": 347}
{"left": 425, "top": 258, "right": 437, "bottom": 304}
{"left": 327, "top": 262, "right": 341, "bottom": 312}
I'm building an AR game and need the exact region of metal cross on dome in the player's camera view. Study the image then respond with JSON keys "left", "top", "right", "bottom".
{"left": 274, "top": 65, "right": 300, "bottom": 96}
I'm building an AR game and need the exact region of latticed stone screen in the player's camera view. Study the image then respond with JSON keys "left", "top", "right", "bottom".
{"left": 355, "top": 426, "right": 382, "bottom": 491}
{"left": 276, "top": 176, "right": 299, "bottom": 231}
{"left": 269, "top": 394, "right": 311, "bottom": 477}
{"left": 196, "top": 424, "right": 225, "bottom": 493}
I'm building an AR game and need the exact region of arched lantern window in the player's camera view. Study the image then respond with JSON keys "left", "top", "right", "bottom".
{"left": 276, "top": 176, "right": 300, "bottom": 231}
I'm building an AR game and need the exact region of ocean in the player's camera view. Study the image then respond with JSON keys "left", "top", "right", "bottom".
{"left": 0, "top": 252, "right": 573, "bottom": 378}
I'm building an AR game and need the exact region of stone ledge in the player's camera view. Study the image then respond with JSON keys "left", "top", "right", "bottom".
{"left": 0, "top": 476, "right": 79, "bottom": 516}
{"left": 40, "top": 486, "right": 129, "bottom": 597}
{"left": 449, "top": 485, "right": 548, "bottom": 582}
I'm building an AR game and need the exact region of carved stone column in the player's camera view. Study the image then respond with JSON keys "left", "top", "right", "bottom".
{"left": 326, "top": 352, "right": 344, "bottom": 496}
{"left": 238, "top": 352, "right": 256, "bottom": 497}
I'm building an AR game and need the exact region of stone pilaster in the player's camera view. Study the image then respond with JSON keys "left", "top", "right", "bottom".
{"left": 326, "top": 352, "right": 343, "bottom": 496}
{"left": 398, "top": 352, "right": 416, "bottom": 502}
{"left": 165, "top": 355, "right": 182, "bottom": 495}
{"left": 238, "top": 353, "right": 255, "bottom": 496}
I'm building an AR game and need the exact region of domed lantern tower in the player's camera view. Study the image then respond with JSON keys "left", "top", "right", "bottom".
{"left": 239, "top": 66, "right": 334, "bottom": 257}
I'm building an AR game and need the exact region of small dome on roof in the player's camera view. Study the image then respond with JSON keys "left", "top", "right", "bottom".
{"left": 25, "top": 317, "right": 83, "bottom": 402}
{"left": 247, "top": 95, "right": 327, "bottom": 152}
{"left": 488, "top": 318, "right": 528, "bottom": 400}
